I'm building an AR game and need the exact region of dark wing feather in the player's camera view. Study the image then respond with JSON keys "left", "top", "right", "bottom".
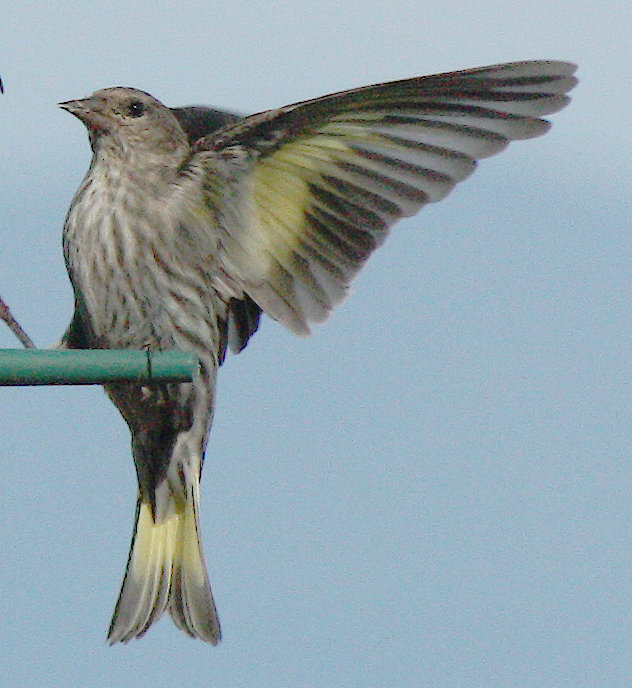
{"left": 171, "top": 106, "right": 243, "bottom": 144}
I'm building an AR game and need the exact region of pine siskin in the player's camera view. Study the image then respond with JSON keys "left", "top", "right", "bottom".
{"left": 58, "top": 60, "right": 577, "bottom": 644}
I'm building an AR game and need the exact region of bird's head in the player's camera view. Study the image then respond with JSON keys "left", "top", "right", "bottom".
{"left": 59, "top": 87, "right": 188, "bottom": 168}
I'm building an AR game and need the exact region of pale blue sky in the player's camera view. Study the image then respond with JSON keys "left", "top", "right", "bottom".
{"left": 1, "top": 3, "right": 629, "bottom": 687}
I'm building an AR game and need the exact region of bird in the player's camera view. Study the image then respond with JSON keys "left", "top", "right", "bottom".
{"left": 58, "top": 60, "right": 577, "bottom": 644}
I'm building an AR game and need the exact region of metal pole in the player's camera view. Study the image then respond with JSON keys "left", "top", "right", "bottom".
{"left": 0, "top": 349, "right": 199, "bottom": 386}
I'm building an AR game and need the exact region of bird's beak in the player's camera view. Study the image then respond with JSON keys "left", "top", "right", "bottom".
{"left": 59, "top": 98, "right": 92, "bottom": 122}
{"left": 59, "top": 96, "right": 110, "bottom": 136}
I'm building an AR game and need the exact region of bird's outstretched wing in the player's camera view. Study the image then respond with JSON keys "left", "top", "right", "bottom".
{"left": 188, "top": 60, "right": 577, "bottom": 335}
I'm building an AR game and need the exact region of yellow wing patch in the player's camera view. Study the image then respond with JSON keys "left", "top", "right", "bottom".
{"left": 240, "top": 125, "right": 440, "bottom": 332}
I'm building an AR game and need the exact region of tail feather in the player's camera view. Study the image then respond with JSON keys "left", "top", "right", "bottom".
{"left": 168, "top": 481, "right": 221, "bottom": 640}
{"left": 107, "top": 488, "right": 220, "bottom": 644}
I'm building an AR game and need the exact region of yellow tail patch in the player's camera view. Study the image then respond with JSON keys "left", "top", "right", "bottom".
{"left": 108, "top": 491, "right": 220, "bottom": 644}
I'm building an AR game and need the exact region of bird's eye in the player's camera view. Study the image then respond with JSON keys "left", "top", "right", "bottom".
{"left": 126, "top": 99, "right": 146, "bottom": 117}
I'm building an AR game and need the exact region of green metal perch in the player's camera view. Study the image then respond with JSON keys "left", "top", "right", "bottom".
{"left": 0, "top": 349, "right": 199, "bottom": 386}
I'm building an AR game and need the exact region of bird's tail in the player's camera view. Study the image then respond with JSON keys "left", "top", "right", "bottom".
{"left": 107, "top": 480, "right": 220, "bottom": 644}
